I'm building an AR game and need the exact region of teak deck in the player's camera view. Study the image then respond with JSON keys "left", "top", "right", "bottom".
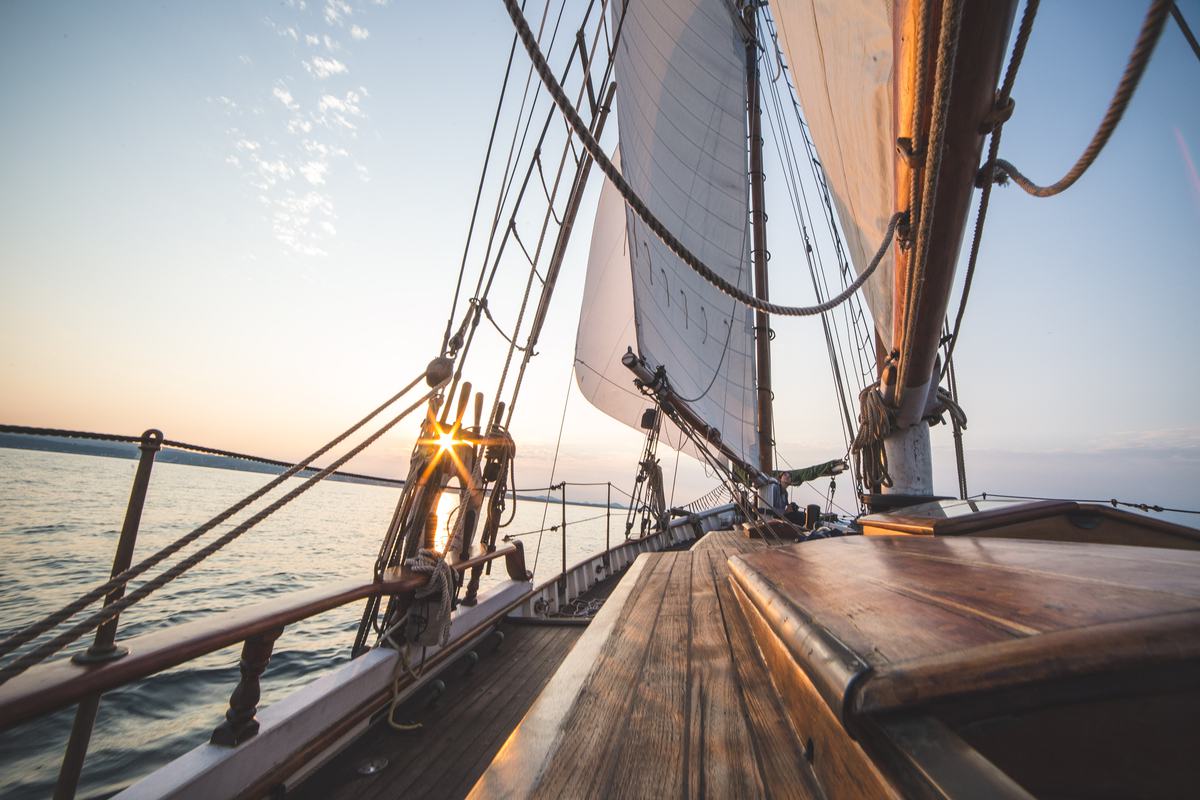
{"left": 296, "top": 621, "right": 582, "bottom": 800}
{"left": 470, "top": 530, "right": 824, "bottom": 798}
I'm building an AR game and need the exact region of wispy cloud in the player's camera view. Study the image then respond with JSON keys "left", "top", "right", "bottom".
{"left": 219, "top": 1, "right": 379, "bottom": 257}
{"left": 324, "top": 0, "right": 353, "bottom": 26}
{"left": 305, "top": 56, "right": 348, "bottom": 79}
{"left": 1085, "top": 427, "right": 1200, "bottom": 461}
{"left": 316, "top": 89, "right": 364, "bottom": 132}
{"left": 272, "top": 86, "right": 299, "bottom": 111}
{"left": 300, "top": 161, "right": 329, "bottom": 185}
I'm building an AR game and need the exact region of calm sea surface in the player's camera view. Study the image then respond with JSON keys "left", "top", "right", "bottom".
{"left": 0, "top": 448, "right": 618, "bottom": 799}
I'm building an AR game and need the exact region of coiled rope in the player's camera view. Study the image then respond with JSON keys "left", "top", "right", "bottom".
{"left": 992, "top": 0, "right": 1173, "bottom": 197}
{"left": 850, "top": 383, "right": 895, "bottom": 491}
{"left": 500, "top": 0, "right": 904, "bottom": 318}
{"left": 404, "top": 549, "right": 454, "bottom": 648}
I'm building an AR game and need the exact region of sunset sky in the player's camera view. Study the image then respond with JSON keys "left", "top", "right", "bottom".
{"left": 1, "top": 0, "right": 1198, "bottom": 522}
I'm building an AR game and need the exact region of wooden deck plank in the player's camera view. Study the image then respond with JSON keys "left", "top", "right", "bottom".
{"left": 294, "top": 622, "right": 581, "bottom": 800}
{"left": 474, "top": 542, "right": 824, "bottom": 799}
{"left": 440, "top": 626, "right": 589, "bottom": 799}
{"left": 694, "top": 529, "right": 769, "bottom": 558}
{"left": 686, "top": 548, "right": 764, "bottom": 798}
{"left": 381, "top": 625, "right": 571, "bottom": 799}
{"left": 528, "top": 553, "right": 679, "bottom": 798}
{"left": 711, "top": 552, "right": 821, "bottom": 800}
{"left": 604, "top": 551, "right": 692, "bottom": 798}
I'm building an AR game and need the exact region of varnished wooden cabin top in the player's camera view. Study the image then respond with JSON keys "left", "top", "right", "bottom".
{"left": 730, "top": 535, "right": 1200, "bottom": 717}
{"left": 731, "top": 536, "right": 1200, "bottom": 798}
{"left": 859, "top": 497, "right": 1200, "bottom": 549}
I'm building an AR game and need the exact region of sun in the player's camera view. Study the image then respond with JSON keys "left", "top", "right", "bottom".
{"left": 435, "top": 428, "right": 459, "bottom": 453}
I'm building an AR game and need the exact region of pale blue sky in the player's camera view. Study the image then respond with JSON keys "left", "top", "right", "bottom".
{"left": 1, "top": 0, "right": 1197, "bottom": 521}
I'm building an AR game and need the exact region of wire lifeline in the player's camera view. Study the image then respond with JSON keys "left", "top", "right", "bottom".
{"left": 0, "top": 373, "right": 434, "bottom": 665}
{"left": 0, "top": 425, "right": 408, "bottom": 487}
{"left": 992, "top": 0, "right": 1173, "bottom": 197}
{"left": 442, "top": 0, "right": 571, "bottom": 411}
{"left": 975, "top": 492, "right": 1199, "bottom": 515}
{"left": 0, "top": 387, "right": 440, "bottom": 684}
{"left": 443, "top": 6, "right": 524, "bottom": 354}
{"left": 500, "top": 0, "right": 904, "bottom": 319}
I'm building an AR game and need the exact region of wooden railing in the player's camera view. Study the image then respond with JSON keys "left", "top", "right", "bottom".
{"left": 0, "top": 542, "right": 528, "bottom": 733}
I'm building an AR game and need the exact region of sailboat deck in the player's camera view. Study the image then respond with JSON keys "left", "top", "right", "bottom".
{"left": 294, "top": 621, "right": 583, "bottom": 800}
{"left": 472, "top": 531, "right": 821, "bottom": 798}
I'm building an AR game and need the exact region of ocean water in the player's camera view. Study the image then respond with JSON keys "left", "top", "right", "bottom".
{"left": 0, "top": 448, "right": 618, "bottom": 799}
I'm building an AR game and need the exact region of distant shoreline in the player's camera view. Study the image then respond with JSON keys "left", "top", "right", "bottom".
{"left": 0, "top": 434, "right": 626, "bottom": 510}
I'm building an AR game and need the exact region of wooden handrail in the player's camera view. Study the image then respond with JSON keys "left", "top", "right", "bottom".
{"left": 0, "top": 542, "right": 528, "bottom": 731}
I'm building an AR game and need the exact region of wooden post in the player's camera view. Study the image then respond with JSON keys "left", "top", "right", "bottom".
{"left": 558, "top": 483, "right": 567, "bottom": 598}
{"left": 605, "top": 482, "right": 611, "bottom": 570}
{"left": 55, "top": 429, "right": 162, "bottom": 800}
{"left": 211, "top": 626, "right": 284, "bottom": 747}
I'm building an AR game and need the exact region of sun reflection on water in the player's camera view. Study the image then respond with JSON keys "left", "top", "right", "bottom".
{"left": 433, "top": 490, "right": 459, "bottom": 553}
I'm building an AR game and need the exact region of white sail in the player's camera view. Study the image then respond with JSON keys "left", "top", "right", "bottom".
{"left": 575, "top": 0, "right": 760, "bottom": 468}
{"left": 767, "top": 0, "right": 896, "bottom": 349}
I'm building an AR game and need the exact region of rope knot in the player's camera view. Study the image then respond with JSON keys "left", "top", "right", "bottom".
{"left": 978, "top": 95, "right": 1016, "bottom": 134}
{"left": 896, "top": 209, "right": 914, "bottom": 252}
{"left": 895, "top": 137, "right": 924, "bottom": 167}
{"left": 974, "top": 160, "right": 1009, "bottom": 189}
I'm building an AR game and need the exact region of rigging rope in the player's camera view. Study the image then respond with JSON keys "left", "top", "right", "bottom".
{"left": 501, "top": 0, "right": 904, "bottom": 318}
{"left": 443, "top": 8, "right": 524, "bottom": 354}
{"left": 896, "top": 0, "right": 963, "bottom": 398}
{"left": 991, "top": 0, "right": 1173, "bottom": 197}
{"left": 756, "top": 10, "right": 873, "bottom": 509}
{"left": 940, "top": 0, "right": 1039, "bottom": 379}
{"left": 0, "top": 371, "right": 435, "bottom": 665}
{"left": 532, "top": 363, "right": 574, "bottom": 576}
{"left": 1173, "top": 2, "right": 1200, "bottom": 64}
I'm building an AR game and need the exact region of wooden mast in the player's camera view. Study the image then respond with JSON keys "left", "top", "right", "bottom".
{"left": 883, "top": 0, "right": 1017, "bottom": 494}
{"left": 745, "top": 1, "right": 774, "bottom": 476}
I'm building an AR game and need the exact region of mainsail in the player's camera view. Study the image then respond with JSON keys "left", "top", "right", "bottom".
{"left": 766, "top": 0, "right": 896, "bottom": 349}
{"left": 574, "top": 0, "right": 760, "bottom": 468}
